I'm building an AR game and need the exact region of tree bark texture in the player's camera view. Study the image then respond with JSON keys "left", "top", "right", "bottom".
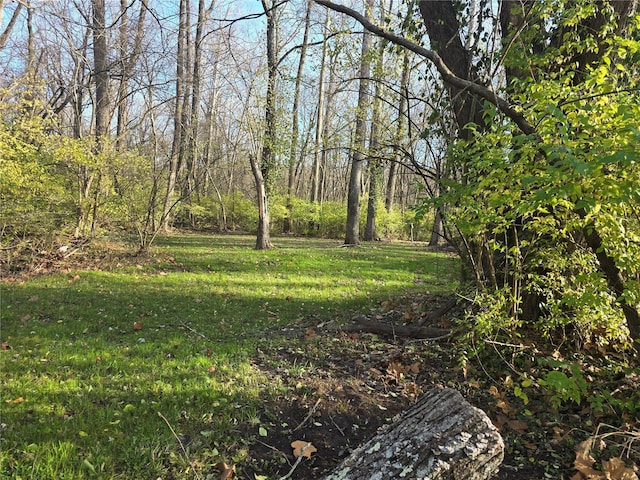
{"left": 386, "top": 51, "right": 410, "bottom": 212}
{"left": 285, "top": 0, "right": 311, "bottom": 233}
{"left": 0, "top": 1, "right": 24, "bottom": 50}
{"left": 250, "top": 153, "right": 272, "bottom": 250}
{"left": 344, "top": 0, "right": 373, "bottom": 245}
{"left": 323, "top": 387, "right": 504, "bottom": 480}
{"left": 162, "top": 0, "right": 189, "bottom": 231}
{"left": 92, "top": 0, "right": 110, "bottom": 146}
{"left": 254, "top": 0, "right": 277, "bottom": 250}
{"left": 310, "top": 10, "right": 330, "bottom": 204}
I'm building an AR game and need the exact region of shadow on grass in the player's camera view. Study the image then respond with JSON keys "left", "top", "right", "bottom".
{"left": 0, "top": 235, "right": 459, "bottom": 478}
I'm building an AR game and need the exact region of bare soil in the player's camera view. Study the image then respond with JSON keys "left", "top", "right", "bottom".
{"left": 243, "top": 294, "right": 639, "bottom": 480}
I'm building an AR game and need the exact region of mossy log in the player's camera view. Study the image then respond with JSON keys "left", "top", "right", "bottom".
{"left": 322, "top": 387, "right": 503, "bottom": 480}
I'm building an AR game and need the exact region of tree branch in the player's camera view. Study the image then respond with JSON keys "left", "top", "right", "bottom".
{"left": 313, "top": 0, "right": 538, "bottom": 137}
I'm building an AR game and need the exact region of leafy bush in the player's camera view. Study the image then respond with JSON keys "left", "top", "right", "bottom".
{"left": 434, "top": 12, "right": 640, "bottom": 346}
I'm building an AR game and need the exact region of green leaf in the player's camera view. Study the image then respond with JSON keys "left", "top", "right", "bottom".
{"left": 83, "top": 459, "right": 96, "bottom": 474}
{"left": 259, "top": 426, "right": 268, "bottom": 437}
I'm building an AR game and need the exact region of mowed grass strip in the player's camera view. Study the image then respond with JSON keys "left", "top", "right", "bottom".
{"left": 0, "top": 234, "right": 458, "bottom": 479}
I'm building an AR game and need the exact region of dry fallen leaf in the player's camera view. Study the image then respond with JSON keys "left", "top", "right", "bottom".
{"left": 602, "top": 457, "right": 639, "bottom": 480}
{"left": 216, "top": 462, "right": 236, "bottom": 480}
{"left": 488, "top": 385, "right": 501, "bottom": 398}
{"left": 507, "top": 420, "right": 528, "bottom": 433}
{"left": 291, "top": 440, "right": 317, "bottom": 459}
{"left": 496, "top": 398, "right": 512, "bottom": 415}
{"left": 133, "top": 322, "right": 143, "bottom": 331}
{"left": 574, "top": 439, "right": 603, "bottom": 479}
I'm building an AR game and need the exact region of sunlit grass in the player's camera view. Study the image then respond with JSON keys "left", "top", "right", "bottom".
{"left": 0, "top": 234, "right": 458, "bottom": 478}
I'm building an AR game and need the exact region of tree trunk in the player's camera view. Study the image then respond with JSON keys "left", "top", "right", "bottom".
{"left": 323, "top": 387, "right": 504, "bottom": 480}
{"left": 284, "top": 1, "right": 311, "bottom": 233}
{"left": 0, "top": 1, "right": 24, "bottom": 50}
{"left": 115, "top": 0, "right": 146, "bottom": 152}
{"left": 579, "top": 211, "right": 640, "bottom": 341}
{"left": 92, "top": 0, "right": 109, "bottom": 147}
{"left": 311, "top": 9, "right": 330, "bottom": 204}
{"left": 183, "top": 0, "right": 207, "bottom": 224}
{"left": 162, "top": 0, "right": 189, "bottom": 231}
{"left": 364, "top": 26, "right": 386, "bottom": 242}
{"left": 344, "top": 0, "right": 373, "bottom": 245}
{"left": 429, "top": 205, "right": 444, "bottom": 247}
{"left": 385, "top": 52, "right": 410, "bottom": 212}
{"left": 250, "top": 154, "right": 272, "bottom": 250}
{"left": 418, "top": 0, "right": 484, "bottom": 137}
{"left": 254, "top": 0, "right": 278, "bottom": 250}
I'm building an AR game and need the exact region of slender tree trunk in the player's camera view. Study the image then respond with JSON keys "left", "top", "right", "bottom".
{"left": 92, "top": 0, "right": 109, "bottom": 147}
{"left": 250, "top": 154, "right": 271, "bottom": 249}
{"left": 180, "top": 0, "right": 194, "bottom": 204}
{"left": 364, "top": 13, "right": 388, "bottom": 242}
{"left": 115, "top": 0, "right": 146, "bottom": 152}
{"left": 162, "top": 0, "right": 188, "bottom": 231}
{"left": 0, "top": 1, "right": 23, "bottom": 50}
{"left": 77, "top": 0, "right": 109, "bottom": 238}
{"left": 311, "top": 9, "right": 330, "bottom": 204}
{"left": 429, "top": 205, "right": 444, "bottom": 246}
{"left": 284, "top": 1, "right": 311, "bottom": 233}
{"left": 184, "top": 0, "right": 207, "bottom": 224}
{"left": 386, "top": 52, "right": 410, "bottom": 212}
{"left": 254, "top": 0, "right": 278, "bottom": 250}
{"left": 344, "top": 0, "right": 374, "bottom": 245}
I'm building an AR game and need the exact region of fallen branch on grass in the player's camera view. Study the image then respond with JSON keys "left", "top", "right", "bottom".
{"left": 336, "top": 314, "right": 452, "bottom": 339}
{"left": 158, "top": 412, "right": 202, "bottom": 480}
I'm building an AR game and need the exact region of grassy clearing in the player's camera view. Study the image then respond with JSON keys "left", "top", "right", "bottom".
{"left": 0, "top": 234, "right": 458, "bottom": 479}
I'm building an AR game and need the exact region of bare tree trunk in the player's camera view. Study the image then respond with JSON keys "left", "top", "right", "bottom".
{"left": 284, "top": 1, "right": 311, "bottom": 233}
{"left": 162, "top": 0, "right": 189, "bottom": 232}
{"left": 344, "top": 0, "right": 373, "bottom": 245}
{"left": 386, "top": 51, "right": 410, "bottom": 212}
{"left": 429, "top": 205, "right": 444, "bottom": 246}
{"left": 115, "top": 0, "right": 146, "bottom": 152}
{"left": 311, "top": 9, "right": 330, "bottom": 204}
{"left": 76, "top": 0, "right": 110, "bottom": 238}
{"left": 250, "top": 153, "right": 272, "bottom": 249}
{"left": 253, "top": 0, "right": 278, "bottom": 250}
{"left": 364, "top": 20, "right": 387, "bottom": 242}
{"left": 0, "top": 1, "right": 24, "bottom": 50}
{"left": 92, "top": 0, "right": 109, "bottom": 148}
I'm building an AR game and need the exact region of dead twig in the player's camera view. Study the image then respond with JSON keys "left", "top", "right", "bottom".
{"left": 157, "top": 412, "right": 202, "bottom": 480}
{"left": 279, "top": 443, "right": 313, "bottom": 480}
{"left": 293, "top": 398, "right": 322, "bottom": 432}
{"left": 178, "top": 322, "right": 214, "bottom": 343}
{"left": 255, "top": 439, "right": 290, "bottom": 463}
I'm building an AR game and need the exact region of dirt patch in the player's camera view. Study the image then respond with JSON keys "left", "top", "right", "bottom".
{"left": 241, "top": 295, "right": 639, "bottom": 479}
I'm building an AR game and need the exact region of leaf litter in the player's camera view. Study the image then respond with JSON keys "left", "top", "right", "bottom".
{"left": 240, "top": 294, "right": 639, "bottom": 480}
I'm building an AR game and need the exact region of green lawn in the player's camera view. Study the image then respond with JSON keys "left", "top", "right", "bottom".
{"left": 0, "top": 234, "right": 458, "bottom": 479}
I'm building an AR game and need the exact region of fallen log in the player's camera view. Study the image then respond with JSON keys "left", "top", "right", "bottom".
{"left": 322, "top": 387, "right": 504, "bottom": 480}
{"left": 417, "top": 297, "right": 458, "bottom": 327}
{"left": 339, "top": 314, "right": 451, "bottom": 339}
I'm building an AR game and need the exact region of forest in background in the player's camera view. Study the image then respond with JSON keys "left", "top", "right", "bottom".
{"left": 1, "top": 0, "right": 640, "bottom": 347}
